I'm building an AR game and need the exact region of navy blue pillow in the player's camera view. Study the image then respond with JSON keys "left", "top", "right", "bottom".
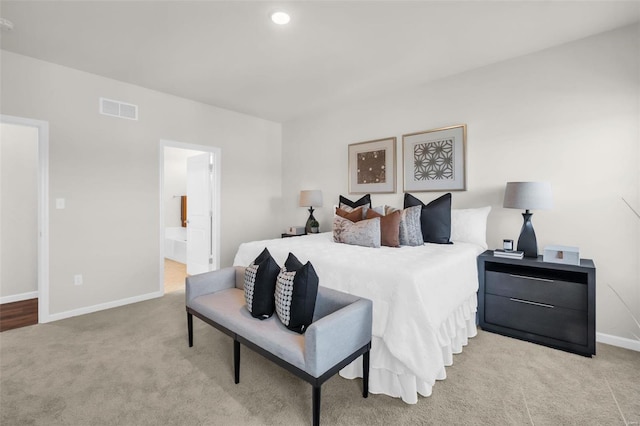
{"left": 275, "top": 253, "right": 319, "bottom": 334}
{"left": 339, "top": 194, "right": 372, "bottom": 209}
{"left": 404, "top": 193, "right": 452, "bottom": 244}
{"left": 244, "top": 248, "right": 280, "bottom": 319}
{"left": 284, "top": 252, "right": 303, "bottom": 271}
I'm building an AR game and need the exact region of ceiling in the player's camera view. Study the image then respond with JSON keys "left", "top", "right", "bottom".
{"left": 1, "top": 1, "right": 639, "bottom": 123}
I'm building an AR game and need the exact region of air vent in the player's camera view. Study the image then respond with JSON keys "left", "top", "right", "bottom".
{"left": 99, "top": 97, "right": 138, "bottom": 120}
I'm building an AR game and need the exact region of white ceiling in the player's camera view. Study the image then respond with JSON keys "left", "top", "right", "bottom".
{"left": 1, "top": 1, "right": 639, "bottom": 123}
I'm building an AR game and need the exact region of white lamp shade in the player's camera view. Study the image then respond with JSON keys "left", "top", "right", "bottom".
{"left": 503, "top": 182, "right": 553, "bottom": 210}
{"left": 299, "top": 190, "right": 323, "bottom": 207}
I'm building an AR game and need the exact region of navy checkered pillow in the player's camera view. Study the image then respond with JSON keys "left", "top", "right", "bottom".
{"left": 275, "top": 253, "right": 318, "bottom": 334}
{"left": 244, "top": 248, "right": 280, "bottom": 319}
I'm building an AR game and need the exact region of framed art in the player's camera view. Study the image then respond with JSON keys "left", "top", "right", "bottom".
{"left": 402, "top": 124, "right": 467, "bottom": 192}
{"left": 348, "top": 137, "right": 396, "bottom": 194}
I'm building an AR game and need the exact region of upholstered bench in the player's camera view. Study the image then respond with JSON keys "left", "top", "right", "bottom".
{"left": 186, "top": 266, "right": 373, "bottom": 426}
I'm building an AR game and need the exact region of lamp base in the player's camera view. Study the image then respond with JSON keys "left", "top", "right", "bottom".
{"left": 305, "top": 207, "right": 317, "bottom": 234}
{"left": 517, "top": 211, "right": 538, "bottom": 258}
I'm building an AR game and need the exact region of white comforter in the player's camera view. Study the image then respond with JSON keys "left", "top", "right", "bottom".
{"left": 233, "top": 232, "right": 484, "bottom": 403}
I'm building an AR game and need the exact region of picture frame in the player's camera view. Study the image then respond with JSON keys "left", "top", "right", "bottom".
{"left": 402, "top": 124, "right": 467, "bottom": 192}
{"left": 348, "top": 137, "right": 396, "bottom": 194}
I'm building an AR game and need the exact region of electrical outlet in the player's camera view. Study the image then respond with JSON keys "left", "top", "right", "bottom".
{"left": 74, "top": 274, "right": 83, "bottom": 286}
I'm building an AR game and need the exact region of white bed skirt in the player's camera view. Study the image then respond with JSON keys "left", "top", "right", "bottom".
{"left": 339, "top": 293, "right": 478, "bottom": 404}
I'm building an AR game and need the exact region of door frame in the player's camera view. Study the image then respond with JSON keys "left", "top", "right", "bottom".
{"left": 159, "top": 139, "right": 221, "bottom": 294}
{"left": 1, "top": 114, "right": 50, "bottom": 323}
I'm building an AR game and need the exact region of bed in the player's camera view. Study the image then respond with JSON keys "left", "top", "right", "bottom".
{"left": 233, "top": 207, "right": 488, "bottom": 404}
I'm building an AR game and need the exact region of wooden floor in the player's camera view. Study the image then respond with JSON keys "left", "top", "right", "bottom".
{"left": 164, "top": 259, "right": 187, "bottom": 293}
{"left": 0, "top": 298, "right": 38, "bottom": 332}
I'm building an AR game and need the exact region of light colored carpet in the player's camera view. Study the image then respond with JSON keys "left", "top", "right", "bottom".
{"left": 1, "top": 291, "right": 639, "bottom": 425}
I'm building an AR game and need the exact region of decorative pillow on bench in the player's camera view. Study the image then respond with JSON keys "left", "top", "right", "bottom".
{"left": 244, "top": 248, "right": 280, "bottom": 319}
{"left": 275, "top": 253, "right": 319, "bottom": 334}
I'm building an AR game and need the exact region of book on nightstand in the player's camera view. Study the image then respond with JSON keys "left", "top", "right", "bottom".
{"left": 493, "top": 249, "right": 524, "bottom": 260}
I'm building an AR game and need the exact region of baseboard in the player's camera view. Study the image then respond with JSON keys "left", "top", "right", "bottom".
{"left": 0, "top": 291, "right": 39, "bottom": 305}
{"left": 596, "top": 332, "right": 640, "bottom": 352}
{"left": 44, "top": 290, "right": 164, "bottom": 323}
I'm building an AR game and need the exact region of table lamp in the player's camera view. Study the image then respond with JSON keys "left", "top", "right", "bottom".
{"left": 503, "top": 182, "right": 553, "bottom": 258}
{"left": 300, "top": 190, "right": 323, "bottom": 233}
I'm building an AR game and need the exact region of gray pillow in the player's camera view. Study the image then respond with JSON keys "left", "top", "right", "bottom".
{"left": 398, "top": 205, "right": 424, "bottom": 246}
{"left": 333, "top": 216, "right": 381, "bottom": 248}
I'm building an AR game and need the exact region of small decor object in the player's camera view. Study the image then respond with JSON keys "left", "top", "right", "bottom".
{"left": 543, "top": 245, "right": 580, "bottom": 266}
{"left": 275, "top": 253, "right": 319, "bottom": 333}
{"left": 300, "top": 190, "right": 323, "bottom": 234}
{"left": 503, "top": 182, "right": 553, "bottom": 258}
{"left": 493, "top": 249, "right": 524, "bottom": 260}
{"left": 287, "top": 226, "right": 306, "bottom": 235}
{"left": 310, "top": 220, "right": 319, "bottom": 233}
{"left": 348, "top": 138, "right": 396, "bottom": 194}
{"left": 402, "top": 124, "right": 466, "bottom": 192}
{"left": 503, "top": 239, "right": 514, "bottom": 251}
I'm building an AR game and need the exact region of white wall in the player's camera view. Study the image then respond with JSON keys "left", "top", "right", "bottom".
{"left": 281, "top": 25, "right": 640, "bottom": 342}
{"left": 163, "top": 147, "right": 204, "bottom": 228}
{"left": 0, "top": 50, "right": 282, "bottom": 318}
{"left": 0, "top": 123, "right": 38, "bottom": 298}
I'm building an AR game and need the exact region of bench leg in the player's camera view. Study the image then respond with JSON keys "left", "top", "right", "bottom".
{"left": 187, "top": 313, "right": 193, "bottom": 347}
{"left": 363, "top": 350, "right": 369, "bottom": 398}
{"left": 234, "top": 340, "right": 240, "bottom": 384}
{"left": 312, "top": 385, "right": 321, "bottom": 426}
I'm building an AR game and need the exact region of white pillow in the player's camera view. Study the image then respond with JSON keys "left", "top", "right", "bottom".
{"left": 450, "top": 206, "right": 491, "bottom": 249}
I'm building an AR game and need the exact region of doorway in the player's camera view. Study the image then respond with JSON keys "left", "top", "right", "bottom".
{"left": 0, "top": 115, "right": 49, "bottom": 325}
{"left": 159, "top": 140, "right": 220, "bottom": 294}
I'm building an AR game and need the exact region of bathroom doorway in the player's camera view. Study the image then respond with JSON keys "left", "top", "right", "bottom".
{"left": 160, "top": 140, "right": 220, "bottom": 294}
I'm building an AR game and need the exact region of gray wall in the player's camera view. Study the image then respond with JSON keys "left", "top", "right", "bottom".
{"left": 281, "top": 25, "right": 640, "bottom": 343}
{"left": 0, "top": 50, "right": 282, "bottom": 317}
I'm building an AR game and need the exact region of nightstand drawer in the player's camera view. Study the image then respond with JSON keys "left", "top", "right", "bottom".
{"left": 485, "top": 270, "right": 587, "bottom": 311}
{"left": 485, "top": 294, "right": 587, "bottom": 346}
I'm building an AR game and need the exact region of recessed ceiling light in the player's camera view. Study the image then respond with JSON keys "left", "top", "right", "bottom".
{"left": 271, "top": 11, "right": 290, "bottom": 25}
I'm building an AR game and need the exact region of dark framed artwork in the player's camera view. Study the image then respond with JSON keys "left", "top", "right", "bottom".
{"left": 402, "top": 124, "right": 467, "bottom": 192}
{"left": 348, "top": 137, "right": 396, "bottom": 194}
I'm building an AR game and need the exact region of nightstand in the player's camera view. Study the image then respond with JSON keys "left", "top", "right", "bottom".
{"left": 477, "top": 250, "right": 596, "bottom": 357}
